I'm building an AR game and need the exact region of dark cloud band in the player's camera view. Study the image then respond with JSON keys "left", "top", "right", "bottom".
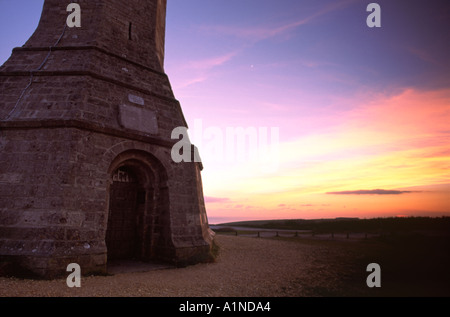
{"left": 326, "top": 189, "right": 419, "bottom": 195}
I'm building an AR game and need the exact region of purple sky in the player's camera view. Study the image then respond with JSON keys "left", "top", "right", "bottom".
{"left": 1, "top": 1, "right": 449, "bottom": 222}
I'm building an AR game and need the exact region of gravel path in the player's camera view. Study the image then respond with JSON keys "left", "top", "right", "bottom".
{"left": 0, "top": 235, "right": 365, "bottom": 297}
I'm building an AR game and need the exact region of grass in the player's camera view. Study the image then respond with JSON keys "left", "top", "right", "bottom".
{"left": 276, "top": 233, "right": 450, "bottom": 296}
{"left": 213, "top": 217, "right": 450, "bottom": 296}
{"left": 218, "top": 216, "right": 450, "bottom": 234}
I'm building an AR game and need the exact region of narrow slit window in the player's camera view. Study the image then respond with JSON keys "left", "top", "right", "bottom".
{"left": 128, "top": 22, "right": 132, "bottom": 40}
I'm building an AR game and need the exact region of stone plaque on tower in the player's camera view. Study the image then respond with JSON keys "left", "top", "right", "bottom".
{"left": 0, "top": 0, "right": 214, "bottom": 278}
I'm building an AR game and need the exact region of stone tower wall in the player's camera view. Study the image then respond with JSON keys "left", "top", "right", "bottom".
{"left": 0, "top": 0, "right": 214, "bottom": 278}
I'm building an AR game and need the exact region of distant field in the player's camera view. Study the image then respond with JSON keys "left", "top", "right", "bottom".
{"left": 280, "top": 233, "right": 450, "bottom": 296}
{"left": 217, "top": 216, "right": 450, "bottom": 235}
{"left": 212, "top": 217, "right": 450, "bottom": 296}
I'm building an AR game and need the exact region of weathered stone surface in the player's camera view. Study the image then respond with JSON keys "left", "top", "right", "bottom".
{"left": 0, "top": 0, "right": 214, "bottom": 279}
{"left": 119, "top": 104, "right": 159, "bottom": 135}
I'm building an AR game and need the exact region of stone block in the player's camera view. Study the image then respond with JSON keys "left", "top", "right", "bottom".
{"left": 119, "top": 104, "right": 159, "bottom": 135}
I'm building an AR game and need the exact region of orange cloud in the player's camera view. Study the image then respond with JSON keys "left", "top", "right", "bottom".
{"left": 202, "top": 88, "right": 450, "bottom": 220}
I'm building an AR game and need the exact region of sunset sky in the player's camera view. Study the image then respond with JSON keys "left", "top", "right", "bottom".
{"left": 1, "top": 0, "right": 449, "bottom": 223}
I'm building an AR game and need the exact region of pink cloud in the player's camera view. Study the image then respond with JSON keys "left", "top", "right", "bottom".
{"left": 345, "top": 88, "right": 450, "bottom": 138}
{"left": 407, "top": 46, "right": 442, "bottom": 66}
{"left": 171, "top": 50, "right": 240, "bottom": 89}
{"left": 177, "top": 76, "right": 209, "bottom": 89}
{"left": 198, "top": 0, "right": 357, "bottom": 42}
{"left": 184, "top": 51, "right": 239, "bottom": 71}
{"left": 204, "top": 196, "right": 230, "bottom": 203}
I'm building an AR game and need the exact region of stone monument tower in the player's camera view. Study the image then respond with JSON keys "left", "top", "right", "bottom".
{"left": 0, "top": 0, "right": 214, "bottom": 278}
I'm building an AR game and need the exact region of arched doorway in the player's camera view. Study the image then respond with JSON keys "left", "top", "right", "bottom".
{"left": 106, "top": 166, "right": 143, "bottom": 261}
{"left": 105, "top": 151, "right": 170, "bottom": 264}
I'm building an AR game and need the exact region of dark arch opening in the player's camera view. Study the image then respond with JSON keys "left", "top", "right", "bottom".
{"left": 105, "top": 150, "right": 170, "bottom": 267}
{"left": 106, "top": 166, "right": 142, "bottom": 261}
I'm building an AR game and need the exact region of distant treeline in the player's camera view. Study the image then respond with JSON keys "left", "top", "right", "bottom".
{"left": 220, "top": 217, "right": 450, "bottom": 234}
